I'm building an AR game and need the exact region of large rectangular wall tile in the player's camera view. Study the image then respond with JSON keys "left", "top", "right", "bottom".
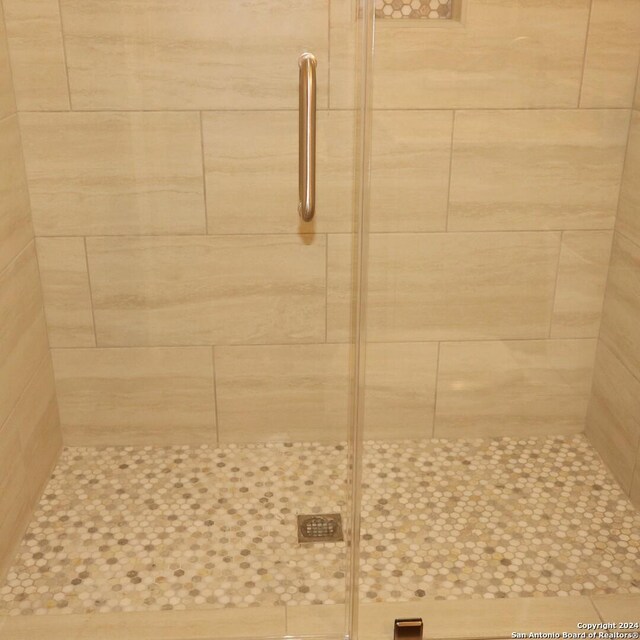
{"left": 586, "top": 342, "right": 640, "bottom": 493}
{"left": 86, "top": 235, "right": 326, "bottom": 346}
{"left": 61, "top": 0, "right": 329, "bottom": 110}
{"left": 215, "top": 344, "right": 350, "bottom": 442}
{"left": 52, "top": 347, "right": 216, "bottom": 445}
{"left": 580, "top": 0, "right": 640, "bottom": 107}
{"left": 36, "top": 238, "right": 95, "bottom": 347}
{"left": 449, "top": 110, "right": 629, "bottom": 231}
{"left": 0, "top": 243, "right": 50, "bottom": 428}
{"left": 372, "top": 0, "right": 590, "bottom": 109}
{"left": 0, "top": 417, "right": 30, "bottom": 582}
{"left": 20, "top": 112, "right": 205, "bottom": 236}
{"left": 3, "top": 356, "right": 61, "bottom": 511}
{"left": 435, "top": 339, "right": 597, "bottom": 438}
{"left": 551, "top": 231, "right": 613, "bottom": 338}
{"left": 370, "top": 111, "right": 453, "bottom": 232}
{"left": 363, "top": 232, "right": 560, "bottom": 342}
{"left": 617, "top": 111, "right": 640, "bottom": 247}
{"left": 600, "top": 233, "right": 640, "bottom": 380}
{"left": 364, "top": 342, "right": 438, "bottom": 440}
{"left": 2, "top": 0, "right": 69, "bottom": 110}
{"left": 0, "top": 3, "right": 16, "bottom": 120}
{"left": 0, "top": 115, "right": 32, "bottom": 273}
{"left": 203, "top": 111, "right": 355, "bottom": 234}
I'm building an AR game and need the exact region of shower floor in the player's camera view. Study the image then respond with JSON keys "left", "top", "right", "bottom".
{"left": 1, "top": 434, "right": 639, "bottom": 616}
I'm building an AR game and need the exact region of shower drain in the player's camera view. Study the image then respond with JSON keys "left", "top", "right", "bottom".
{"left": 297, "top": 513, "right": 344, "bottom": 543}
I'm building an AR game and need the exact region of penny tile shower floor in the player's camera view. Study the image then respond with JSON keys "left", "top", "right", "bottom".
{"left": 2, "top": 434, "right": 640, "bottom": 615}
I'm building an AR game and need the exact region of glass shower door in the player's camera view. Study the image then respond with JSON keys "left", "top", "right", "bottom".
{"left": 352, "top": 0, "right": 640, "bottom": 637}
{"left": 0, "top": 1, "right": 373, "bottom": 638}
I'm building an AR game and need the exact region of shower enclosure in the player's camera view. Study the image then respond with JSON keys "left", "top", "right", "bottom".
{"left": 1, "top": 0, "right": 639, "bottom": 638}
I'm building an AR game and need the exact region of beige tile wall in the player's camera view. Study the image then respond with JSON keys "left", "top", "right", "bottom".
{"left": 587, "top": 98, "right": 640, "bottom": 506}
{"left": 0, "top": 4, "right": 61, "bottom": 580}
{"left": 586, "top": 61, "right": 640, "bottom": 508}
{"left": 4, "top": 0, "right": 640, "bottom": 446}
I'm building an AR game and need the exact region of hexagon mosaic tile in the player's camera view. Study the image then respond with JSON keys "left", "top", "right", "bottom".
{"left": 376, "top": 0, "right": 453, "bottom": 20}
{"left": 1, "top": 435, "right": 639, "bottom": 616}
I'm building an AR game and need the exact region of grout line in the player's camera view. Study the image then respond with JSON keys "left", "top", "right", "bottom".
{"left": 576, "top": 0, "right": 594, "bottom": 108}
{"left": 548, "top": 230, "right": 564, "bottom": 338}
{"left": 199, "top": 111, "right": 209, "bottom": 234}
{"left": 47, "top": 336, "right": 599, "bottom": 351}
{"left": 55, "top": 0, "right": 74, "bottom": 110}
{"left": 327, "top": 0, "right": 331, "bottom": 109}
{"left": 430, "top": 341, "right": 441, "bottom": 438}
{"left": 83, "top": 237, "right": 99, "bottom": 347}
{"left": 15, "top": 106, "right": 636, "bottom": 114}
{"left": 444, "top": 110, "right": 456, "bottom": 231}
{"left": 589, "top": 595, "right": 605, "bottom": 623}
{"left": 211, "top": 346, "right": 220, "bottom": 446}
{"left": 325, "top": 235, "right": 329, "bottom": 342}
{"left": 29, "top": 227, "right": 619, "bottom": 240}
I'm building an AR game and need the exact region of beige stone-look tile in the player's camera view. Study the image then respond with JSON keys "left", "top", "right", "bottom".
{"left": 435, "top": 339, "right": 597, "bottom": 438}
{"left": 372, "top": 0, "right": 590, "bottom": 109}
{"left": 286, "top": 603, "right": 345, "bottom": 635}
{"left": 329, "top": 0, "right": 361, "bottom": 109}
{"left": 0, "top": 417, "right": 30, "bottom": 583}
{"left": 361, "top": 232, "right": 560, "bottom": 342}
{"left": 20, "top": 112, "right": 205, "bottom": 236}
{"left": 61, "top": 0, "right": 329, "bottom": 110}
{"left": 358, "top": 596, "right": 600, "bottom": 640}
{"left": 52, "top": 347, "right": 216, "bottom": 445}
{"left": 215, "top": 344, "right": 350, "bottom": 442}
{"left": 636, "top": 64, "right": 640, "bottom": 110}
{"left": 2, "top": 0, "right": 69, "bottom": 110}
{"left": 600, "top": 233, "right": 640, "bottom": 380}
{"left": 0, "top": 243, "right": 49, "bottom": 428}
{"left": 370, "top": 111, "right": 453, "bottom": 232}
{"left": 203, "top": 111, "right": 356, "bottom": 234}
{"left": 0, "top": 114, "right": 32, "bottom": 274}
{"left": 4, "top": 356, "right": 61, "bottom": 505}
{"left": 617, "top": 111, "right": 640, "bottom": 247}
{"left": 0, "top": 3, "right": 16, "bottom": 120}
{"left": 586, "top": 342, "right": 640, "bottom": 493}
{"left": 449, "top": 110, "right": 629, "bottom": 231}
{"left": 364, "top": 342, "right": 438, "bottom": 439}
{"left": 631, "top": 449, "right": 640, "bottom": 509}
{"left": 551, "top": 230, "right": 613, "bottom": 338}
{"left": 591, "top": 594, "right": 640, "bottom": 622}
{"left": 0, "top": 607, "right": 286, "bottom": 639}
{"left": 580, "top": 0, "right": 640, "bottom": 108}
{"left": 36, "top": 238, "right": 95, "bottom": 347}
{"left": 327, "top": 233, "right": 356, "bottom": 343}
{"left": 86, "top": 235, "right": 326, "bottom": 347}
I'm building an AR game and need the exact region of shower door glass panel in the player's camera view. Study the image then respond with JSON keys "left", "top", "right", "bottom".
{"left": 0, "top": 1, "right": 371, "bottom": 638}
{"left": 354, "top": 0, "right": 640, "bottom": 637}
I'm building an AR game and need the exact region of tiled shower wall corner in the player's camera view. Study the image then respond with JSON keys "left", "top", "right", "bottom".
{"left": 0, "top": 2, "right": 62, "bottom": 581}
{"left": 586, "top": 65, "right": 640, "bottom": 510}
{"left": 1, "top": 0, "right": 640, "bottom": 448}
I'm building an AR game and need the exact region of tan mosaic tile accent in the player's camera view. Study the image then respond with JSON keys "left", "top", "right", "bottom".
{"left": 376, "top": 0, "right": 453, "bottom": 20}
{"left": 1, "top": 435, "right": 639, "bottom": 616}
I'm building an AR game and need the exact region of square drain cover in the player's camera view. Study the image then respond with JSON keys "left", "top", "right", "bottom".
{"left": 297, "top": 513, "right": 343, "bottom": 543}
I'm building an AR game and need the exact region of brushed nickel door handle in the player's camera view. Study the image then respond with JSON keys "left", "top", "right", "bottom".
{"left": 298, "top": 52, "right": 317, "bottom": 222}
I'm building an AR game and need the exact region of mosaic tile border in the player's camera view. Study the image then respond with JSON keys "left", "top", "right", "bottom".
{"left": 376, "top": 0, "right": 453, "bottom": 20}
